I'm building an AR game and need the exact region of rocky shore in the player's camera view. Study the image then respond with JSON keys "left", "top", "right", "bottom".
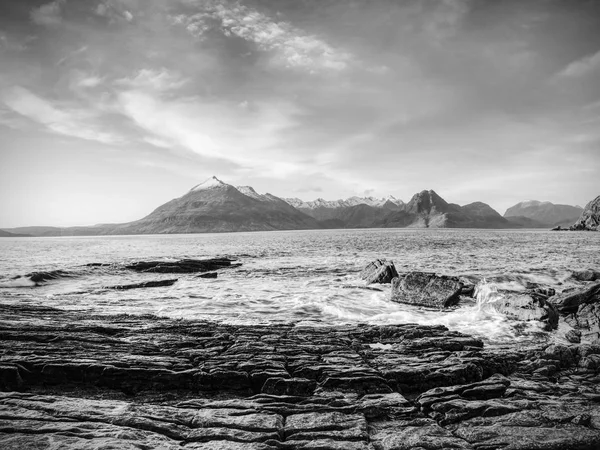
{"left": 2, "top": 301, "right": 600, "bottom": 449}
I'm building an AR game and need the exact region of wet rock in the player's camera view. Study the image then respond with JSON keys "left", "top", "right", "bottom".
{"left": 2, "top": 303, "right": 600, "bottom": 448}
{"left": 488, "top": 290, "right": 559, "bottom": 331}
{"left": 11, "top": 270, "right": 72, "bottom": 284}
{"left": 572, "top": 269, "right": 600, "bottom": 282}
{"left": 360, "top": 259, "right": 399, "bottom": 284}
{"left": 390, "top": 272, "right": 463, "bottom": 308}
{"left": 565, "top": 329, "right": 582, "bottom": 343}
{"left": 551, "top": 282, "right": 600, "bottom": 314}
{"left": 106, "top": 279, "right": 178, "bottom": 290}
{"left": 125, "top": 258, "right": 240, "bottom": 273}
{"left": 197, "top": 272, "right": 218, "bottom": 279}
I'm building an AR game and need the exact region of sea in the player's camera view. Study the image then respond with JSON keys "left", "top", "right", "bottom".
{"left": 1, "top": 229, "right": 599, "bottom": 346}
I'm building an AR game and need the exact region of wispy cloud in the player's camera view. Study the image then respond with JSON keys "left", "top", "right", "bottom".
{"left": 116, "top": 68, "right": 187, "bottom": 92}
{"left": 117, "top": 89, "right": 307, "bottom": 176}
{"left": 31, "top": 0, "right": 66, "bottom": 27}
{"left": 171, "top": 0, "right": 353, "bottom": 72}
{"left": 557, "top": 49, "right": 600, "bottom": 78}
{"left": 2, "top": 86, "right": 120, "bottom": 144}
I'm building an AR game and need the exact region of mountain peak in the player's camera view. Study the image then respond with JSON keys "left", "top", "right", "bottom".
{"left": 190, "top": 176, "right": 227, "bottom": 192}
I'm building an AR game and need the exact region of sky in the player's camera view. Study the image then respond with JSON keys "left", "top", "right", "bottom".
{"left": 0, "top": 0, "right": 599, "bottom": 227}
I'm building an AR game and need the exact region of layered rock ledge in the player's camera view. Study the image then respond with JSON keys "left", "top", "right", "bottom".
{"left": 2, "top": 303, "right": 600, "bottom": 449}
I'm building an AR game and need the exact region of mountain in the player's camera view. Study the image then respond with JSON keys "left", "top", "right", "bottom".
{"left": 0, "top": 229, "right": 31, "bottom": 237}
{"left": 287, "top": 189, "right": 514, "bottom": 229}
{"left": 106, "top": 177, "right": 321, "bottom": 234}
{"left": 504, "top": 200, "right": 583, "bottom": 227}
{"left": 4, "top": 178, "right": 585, "bottom": 235}
{"left": 570, "top": 195, "right": 600, "bottom": 231}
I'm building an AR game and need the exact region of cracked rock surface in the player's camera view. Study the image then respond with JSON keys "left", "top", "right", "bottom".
{"left": 2, "top": 303, "right": 600, "bottom": 449}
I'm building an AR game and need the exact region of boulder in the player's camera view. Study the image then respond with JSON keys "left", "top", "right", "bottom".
{"left": 390, "top": 272, "right": 462, "bottom": 308}
{"left": 360, "top": 259, "right": 399, "bottom": 284}
{"left": 550, "top": 283, "right": 600, "bottom": 314}
{"left": 572, "top": 269, "right": 600, "bottom": 282}
{"left": 489, "top": 290, "right": 559, "bottom": 331}
{"left": 570, "top": 195, "right": 600, "bottom": 231}
{"left": 549, "top": 283, "right": 600, "bottom": 342}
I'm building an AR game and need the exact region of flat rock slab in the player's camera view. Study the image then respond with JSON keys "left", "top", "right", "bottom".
{"left": 2, "top": 303, "right": 600, "bottom": 449}
{"left": 390, "top": 272, "right": 463, "bottom": 308}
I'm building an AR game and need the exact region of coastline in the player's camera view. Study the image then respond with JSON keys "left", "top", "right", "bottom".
{"left": 2, "top": 302, "right": 600, "bottom": 449}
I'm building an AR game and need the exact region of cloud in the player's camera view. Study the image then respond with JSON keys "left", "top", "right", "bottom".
{"left": 117, "top": 89, "right": 307, "bottom": 176}
{"left": 2, "top": 86, "right": 119, "bottom": 144}
{"left": 558, "top": 49, "right": 600, "bottom": 78}
{"left": 116, "top": 68, "right": 187, "bottom": 92}
{"left": 95, "top": 0, "right": 135, "bottom": 23}
{"left": 31, "top": 0, "right": 66, "bottom": 27}
{"left": 171, "top": 1, "right": 353, "bottom": 72}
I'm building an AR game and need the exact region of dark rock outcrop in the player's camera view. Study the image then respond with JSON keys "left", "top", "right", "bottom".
{"left": 360, "top": 259, "right": 399, "bottom": 284}
{"left": 3, "top": 303, "right": 600, "bottom": 448}
{"left": 125, "top": 258, "right": 239, "bottom": 273}
{"left": 488, "top": 290, "right": 559, "bottom": 331}
{"left": 572, "top": 269, "right": 600, "bottom": 282}
{"left": 551, "top": 283, "right": 600, "bottom": 342}
{"left": 390, "top": 272, "right": 463, "bottom": 308}
{"left": 571, "top": 195, "right": 600, "bottom": 231}
{"left": 10, "top": 270, "right": 72, "bottom": 285}
{"left": 105, "top": 279, "right": 179, "bottom": 290}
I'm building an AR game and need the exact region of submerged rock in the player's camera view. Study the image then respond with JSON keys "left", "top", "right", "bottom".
{"left": 125, "top": 258, "right": 240, "bottom": 273}
{"left": 489, "top": 290, "right": 559, "bottom": 331}
{"left": 12, "top": 270, "right": 71, "bottom": 284}
{"left": 390, "top": 272, "right": 463, "bottom": 308}
{"left": 105, "top": 279, "right": 178, "bottom": 290}
{"left": 360, "top": 259, "right": 399, "bottom": 284}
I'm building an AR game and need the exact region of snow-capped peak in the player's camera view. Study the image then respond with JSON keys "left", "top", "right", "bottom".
{"left": 237, "top": 185, "right": 261, "bottom": 200}
{"left": 190, "top": 176, "right": 227, "bottom": 191}
{"left": 282, "top": 195, "right": 405, "bottom": 209}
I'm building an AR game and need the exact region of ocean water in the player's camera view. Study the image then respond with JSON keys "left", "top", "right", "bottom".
{"left": 1, "top": 229, "right": 599, "bottom": 345}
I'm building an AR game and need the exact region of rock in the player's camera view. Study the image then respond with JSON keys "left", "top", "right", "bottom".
{"left": 570, "top": 195, "right": 600, "bottom": 231}
{"left": 3, "top": 302, "right": 600, "bottom": 448}
{"left": 11, "top": 270, "right": 72, "bottom": 285}
{"left": 550, "top": 282, "right": 600, "bottom": 314}
{"left": 261, "top": 377, "right": 316, "bottom": 396}
{"left": 572, "top": 269, "right": 600, "bottom": 282}
{"left": 565, "top": 302, "right": 600, "bottom": 342}
{"left": 566, "top": 329, "right": 582, "bottom": 343}
{"left": 197, "top": 272, "right": 218, "bottom": 279}
{"left": 105, "top": 279, "right": 178, "bottom": 290}
{"left": 488, "top": 290, "right": 559, "bottom": 331}
{"left": 390, "top": 272, "right": 463, "bottom": 308}
{"left": 360, "top": 259, "right": 398, "bottom": 284}
{"left": 125, "top": 258, "right": 240, "bottom": 273}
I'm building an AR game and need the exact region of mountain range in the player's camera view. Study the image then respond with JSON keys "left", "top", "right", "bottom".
{"left": 0, "top": 177, "right": 592, "bottom": 236}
